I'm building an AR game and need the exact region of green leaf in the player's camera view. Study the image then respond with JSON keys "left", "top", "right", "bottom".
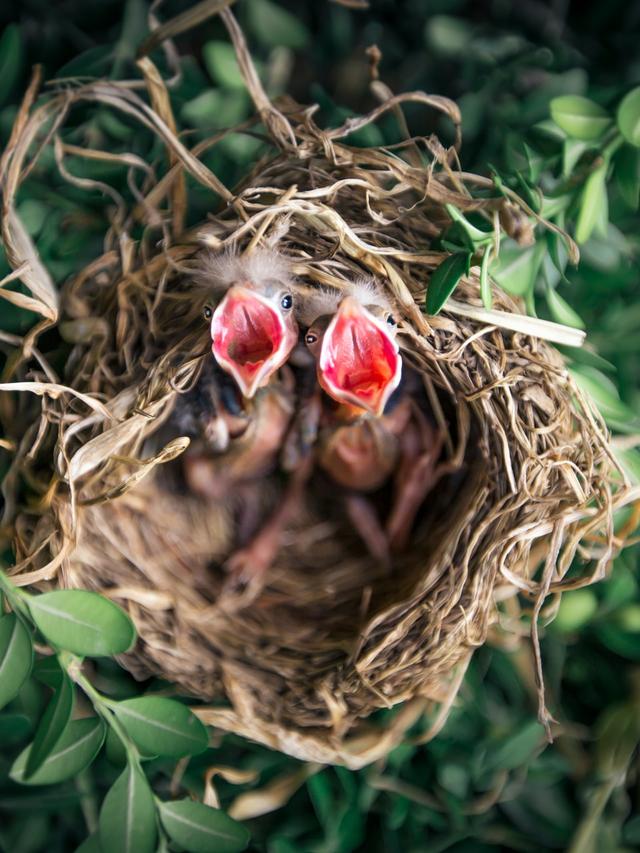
{"left": 597, "top": 624, "right": 640, "bottom": 660}
{"left": 25, "top": 671, "right": 75, "bottom": 778}
{"left": 202, "top": 42, "right": 246, "bottom": 90}
{"left": 490, "top": 240, "right": 545, "bottom": 297}
{"left": 425, "top": 15, "right": 471, "bottom": 56}
{"left": 614, "top": 447, "right": 640, "bottom": 486}
{"left": 0, "top": 25, "right": 23, "bottom": 106}
{"left": 553, "top": 589, "right": 598, "bottom": 633}
{"left": 614, "top": 145, "right": 640, "bottom": 210}
{"left": 575, "top": 164, "right": 608, "bottom": 244}
{"left": 105, "top": 725, "right": 127, "bottom": 766}
{"left": 545, "top": 286, "right": 585, "bottom": 329}
{"left": 0, "top": 613, "right": 33, "bottom": 711}
{"left": 617, "top": 86, "right": 640, "bottom": 147}
{"left": 616, "top": 605, "right": 640, "bottom": 633}
{"left": 550, "top": 95, "right": 611, "bottom": 141}
{"left": 28, "top": 590, "right": 136, "bottom": 657}
{"left": 112, "top": 696, "right": 209, "bottom": 758}
{"left": 562, "top": 139, "right": 590, "bottom": 178}
{"left": 11, "top": 717, "right": 105, "bottom": 785}
{"left": 570, "top": 365, "right": 640, "bottom": 432}
{"left": 32, "top": 655, "right": 65, "bottom": 689}
{"left": 247, "top": 0, "right": 309, "bottom": 49}
{"left": 486, "top": 721, "right": 545, "bottom": 771}
{"left": 445, "top": 205, "right": 493, "bottom": 244}
{"left": 98, "top": 763, "right": 157, "bottom": 853}
{"left": 426, "top": 252, "right": 472, "bottom": 315}
{"left": 181, "top": 89, "right": 249, "bottom": 130}
{"left": 159, "top": 799, "right": 250, "bottom": 853}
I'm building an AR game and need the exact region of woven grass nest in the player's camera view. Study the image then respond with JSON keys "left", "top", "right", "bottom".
{"left": 1, "top": 12, "right": 631, "bottom": 768}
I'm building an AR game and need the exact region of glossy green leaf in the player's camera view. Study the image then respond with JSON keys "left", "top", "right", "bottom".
{"left": 490, "top": 240, "right": 545, "bottom": 297}
{"left": 575, "top": 164, "right": 608, "bottom": 244}
{"left": 445, "top": 204, "right": 492, "bottom": 244}
{"left": 0, "top": 613, "right": 33, "bottom": 711}
{"left": 98, "top": 763, "right": 157, "bottom": 853}
{"left": 617, "top": 86, "right": 640, "bottom": 147}
{"left": 25, "top": 671, "right": 75, "bottom": 778}
{"left": 32, "top": 656, "right": 65, "bottom": 689}
{"left": 159, "top": 799, "right": 250, "bottom": 853}
{"left": 426, "top": 252, "right": 471, "bottom": 315}
{"left": 28, "top": 590, "right": 136, "bottom": 657}
{"left": 545, "top": 286, "right": 585, "bottom": 329}
{"left": 105, "top": 726, "right": 127, "bottom": 766}
{"left": 11, "top": 717, "right": 105, "bottom": 785}
{"left": 550, "top": 95, "right": 611, "bottom": 141}
{"left": 112, "top": 696, "right": 208, "bottom": 758}
{"left": 247, "top": 0, "right": 309, "bottom": 49}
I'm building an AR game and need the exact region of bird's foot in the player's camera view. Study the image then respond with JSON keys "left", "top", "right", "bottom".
{"left": 219, "top": 542, "right": 272, "bottom": 607}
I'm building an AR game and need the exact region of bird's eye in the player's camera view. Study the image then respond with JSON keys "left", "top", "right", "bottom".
{"left": 280, "top": 293, "right": 293, "bottom": 310}
{"left": 386, "top": 314, "right": 397, "bottom": 326}
{"left": 305, "top": 332, "right": 318, "bottom": 345}
{"left": 203, "top": 305, "right": 213, "bottom": 321}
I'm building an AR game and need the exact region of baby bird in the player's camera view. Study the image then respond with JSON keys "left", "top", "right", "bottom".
{"left": 158, "top": 356, "right": 304, "bottom": 600}
{"left": 295, "top": 279, "right": 447, "bottom": 559}
{"left": 201, "top": 248, "right": 299, "bottom": 398}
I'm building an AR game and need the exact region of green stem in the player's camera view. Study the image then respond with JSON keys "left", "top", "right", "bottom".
{"left": 567, "top": 776, "right": 618, "bottom": 853}
{"left": 602, "top": 133, "right": 624, "bottom": 163}
{"left": 58, "top": 651, "right": 140, "bottom": 765}
{"left": 0, "top": 567, "right": 32, "bottom": 620}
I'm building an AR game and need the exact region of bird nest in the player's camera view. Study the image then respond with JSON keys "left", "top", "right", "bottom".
{"left": 0, "top": 12, "right": 630, "bottom": 767}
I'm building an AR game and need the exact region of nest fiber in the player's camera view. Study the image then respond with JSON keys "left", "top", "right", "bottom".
{"left": 0, "top": 13, "right": 628, "bottom": 767}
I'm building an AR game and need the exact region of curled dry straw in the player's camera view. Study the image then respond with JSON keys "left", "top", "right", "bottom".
{"left": 0, "top": 9, "right": 634, "bottom": 767}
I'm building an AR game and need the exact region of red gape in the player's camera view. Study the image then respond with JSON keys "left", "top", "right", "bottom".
{"left": 318, "top": 296, "right": 402, "bottom": 415}
{"left": 211, "top": 284, "right": 296, "bottom": 398}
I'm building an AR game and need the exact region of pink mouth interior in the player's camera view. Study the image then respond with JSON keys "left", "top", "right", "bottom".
{"left": 215, "top": 296, "right": 282, "bottom": 375}
{"left": 323, "top": 313, "right": 398, "bottom": 409}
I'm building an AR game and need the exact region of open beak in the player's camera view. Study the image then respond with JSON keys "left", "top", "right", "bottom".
{"left": 211, "top": 285, "right": 292, "bottom": 398}
{"left": 318, "top": 296, "right": 402, "bottom": 416}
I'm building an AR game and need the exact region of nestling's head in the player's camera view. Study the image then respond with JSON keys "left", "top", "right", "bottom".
{"left": 200, "top": 248, "right": 298, "bottom": 398}
{"left": 302, "top": 278, "right": 402, "bottom": 416}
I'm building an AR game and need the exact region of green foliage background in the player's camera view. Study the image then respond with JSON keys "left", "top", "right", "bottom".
{"left": 1, "top": 1, "right": 640, "bottom": 851}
